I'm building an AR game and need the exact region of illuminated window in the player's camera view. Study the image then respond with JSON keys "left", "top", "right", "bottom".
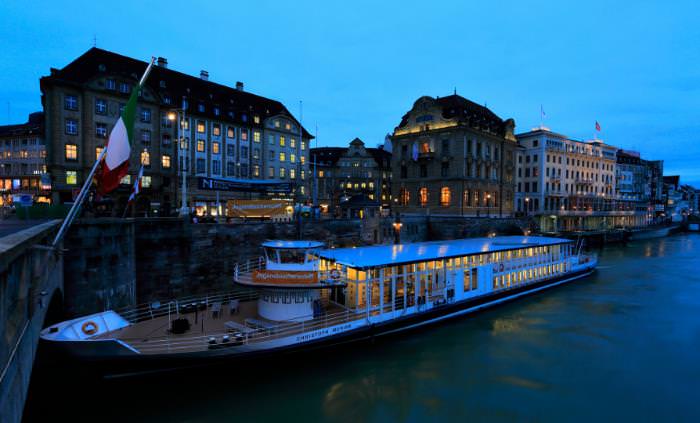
{"left": 290, "top": 154, "right": 296, "bottom": 163}
{"left": 440, "top": 187, "right": 451, "bottom": 207}
{"left": 280, "top": 136, "right": 285, "bottom": 147}
{"left": 254, "top": 115, "right": 260, "bottom": 124}
{"left": 268, "top": 167, "right": 275, "bottom": 178}
{"left": 65, "top": 144, "right": 77, "bottom": 160}
{"left": 319, "top": 170, "right": 324, "bottom": 178}
{"left": 274, "top": 120, "right": 280, "bottom": 128}
{"left": 197, "top": 139, "right": 205, "bottom": 152}
{"left": 227, "top": 126, "right": 235, "bottom": 138}
{"left": 95, "top": 147, "right": 104, "bottom": 161}
{"left": 279, "top": 167, "right": 286, "bottom": 178}
{"left": 141, "top": 151, "right": 150, "bottom": 166}
{"left": 279, "top": 152, "right": 286, "bottom": 162}
{"left": 240, "top": 130, "right": 248, "bottom": 141}
{"left": 290, "top": 138, "right": 296, "bottom": 148}
{"left": 142, "top": 176, "right": 152, "bottom": 188}
{"left": 162, "top": 155, "right": 171, "bottom": 169}
{"left": 212, "top": 142, "right": 220, "bottom": 154}
{"left": 301, "top": 170, "right": 305, "bottom": 180}
{"left": 253, "top": 131, "right": 261, "bottom": 142}
{"left": 284, "top": 122, "right": 291, "bottom": 130}
{"left": 290, "top": 168, "right": 296, "bottom": 179}
{"left": 213, "top": 124, "right": 221, "bottom": 136}
{"left": 121, "top": 175, "right": 131, "bottom": 185}
{"left": 180, "top": 137, "right": 189, "bottom": 150}
{"left": 300, "top": 156, "right": 305, "bottom": 165}
{"left": 197, "top": 121, "right": 205, "bottom": 133}
{"left": 301, "top": 141, "right": 306, "bottom": 150}
{"left": 419, "top": 187, "right": 428, "bottom": 206}
{"left": 253, "top": 165, "right": 260, "bottom": 177}
{"left": 66, "top": 171, "right": 77, "bottom": 185}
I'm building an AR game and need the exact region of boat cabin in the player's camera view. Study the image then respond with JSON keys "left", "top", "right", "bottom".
{"left": 316, "top": 236, "right": 577, "bottom": 315}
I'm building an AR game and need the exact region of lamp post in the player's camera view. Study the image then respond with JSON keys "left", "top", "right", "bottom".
{"left": 392, "top": 214, "right": 403, "bottom": 244}
{"left": 486, "top": 193, "right": 491, "bottom": 218}
{"left": 525, "top": 197, "right": 530, "bottom": 218}
{"left": 167, "top": 97, "right": 189, "bottom": 217}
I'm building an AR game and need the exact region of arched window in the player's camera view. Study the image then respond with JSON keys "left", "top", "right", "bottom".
{"left": 440, "top": 187, "right": 451, "bottom": 207}
{"left": 419, "top": 187, "right": 428, "bottom": 207}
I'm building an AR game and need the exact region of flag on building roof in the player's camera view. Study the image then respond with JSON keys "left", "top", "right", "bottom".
{"left": 127, "top": 165, "right": 144, "bottom": 204}
{"left": 595, "top": 121, "right": 601, "bottom": 131}
{"left": 97, "top": 59, "right": 154, "bottom": 194}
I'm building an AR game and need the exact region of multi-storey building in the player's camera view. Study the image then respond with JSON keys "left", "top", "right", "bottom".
{"left": 311, "top": 137, "right": 391, "bottom": 215}
{"left": 40, "top": 48, "right": 312, "bottom": 216}
{"left": 0, "top": 112, "right": 50, "bottom": 205}
{"left": 514, "top": 127, "right": 648, "bottom": 231}
{"left": 391, "top": 94, "right": 517, "bottom": 216}
{"left": 615, "top": 150, "right": 656, "bottom": 226}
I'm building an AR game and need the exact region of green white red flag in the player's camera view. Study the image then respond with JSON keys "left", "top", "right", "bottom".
{"left": 98, "top": 60, "right": 154, "bottom": 194}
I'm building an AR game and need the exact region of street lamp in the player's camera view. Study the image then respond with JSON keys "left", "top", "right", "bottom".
{"left": 392, "top": 214, "right": 403, "bottom": 244}
{"left": 167, "top": 97, "right": 189, "bottom": 217}
{"left": 486, "top": 193, "right": 491, "bottom": 218}
{"left": 525, "top": 197, "right": 530, "bottom": 218}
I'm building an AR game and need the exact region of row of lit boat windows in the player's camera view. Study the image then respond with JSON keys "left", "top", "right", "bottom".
{"left": 492, "top": 263, "right": 566, "bottom": 291}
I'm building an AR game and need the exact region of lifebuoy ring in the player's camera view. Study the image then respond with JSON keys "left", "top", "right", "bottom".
{"left": 329, "top": 269, "right": 341, "bottom": 280}
{"left": 81, "top": 321, "right": 99, "bottom": 336}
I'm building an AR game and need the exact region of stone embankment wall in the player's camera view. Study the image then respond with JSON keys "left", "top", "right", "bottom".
{"left": 0, "top": 221, "right": 63, "bottom": 423}
{"left": 63, "top": 216, "right": 529, "bottom": 316}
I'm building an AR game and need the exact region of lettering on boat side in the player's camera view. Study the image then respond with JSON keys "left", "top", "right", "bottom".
{"left": 295, "top": 323, "right": 352, "bottom": 343}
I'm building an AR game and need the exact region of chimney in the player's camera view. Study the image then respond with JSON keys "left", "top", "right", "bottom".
{"left": 200, "top": 70, "right": 209, "bottom": 81}
{"left": 156, "top": 57, "right": 168, "bottom": 68}
{"left": 235, "top": 81, "right": 244, "bottom": 91}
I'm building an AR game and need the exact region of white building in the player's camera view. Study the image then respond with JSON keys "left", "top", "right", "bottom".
{"left": 516, "top": 127, "right": 644, "bottom": 232}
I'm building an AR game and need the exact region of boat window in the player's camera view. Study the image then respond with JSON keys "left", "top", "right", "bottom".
{"left": 278, "top": 249, "right": 306, "bottom": 264}
{"left": 264, "top": 247, "right": 279, "bottom": 264}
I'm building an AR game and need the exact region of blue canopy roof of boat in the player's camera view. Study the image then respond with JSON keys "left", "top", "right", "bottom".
{"left": 262, "top": 240, "right": 325, "bottom": 249}
{"left": 318, "top": 236, "right": 572, "bottom": 269}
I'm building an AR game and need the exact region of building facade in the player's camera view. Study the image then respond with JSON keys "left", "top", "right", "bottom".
{"left": 390, "top": 95, "right": 517, "bottom": 216}
{"left": 0, "top": 112, "right": 50, "bottom": 205}
{"left": 40, "top": 48, "right": 312, "bottom": 216}
{"left": 515, "top": 127, "right": 649, "bottom": 231}
{"left": 311, "top": 138, "right": 391, "bottom": 216}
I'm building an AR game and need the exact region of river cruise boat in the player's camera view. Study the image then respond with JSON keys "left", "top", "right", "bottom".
{"left": 41, "top": 236, "right": 596, "bottom": 376}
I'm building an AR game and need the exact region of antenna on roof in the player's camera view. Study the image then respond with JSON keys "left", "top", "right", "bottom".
{"left": 454, "top": 87, "right": 457, "bottom": 95}
{"left": 93, "top": 34, "right": 97, "bottom": 47}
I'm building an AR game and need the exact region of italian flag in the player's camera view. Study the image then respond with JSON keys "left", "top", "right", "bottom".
{"left": 98, "top": 60, "right": 153, "bottom": 194}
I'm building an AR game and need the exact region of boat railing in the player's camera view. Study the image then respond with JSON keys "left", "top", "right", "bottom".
{"left": 116, "top": 289, "right": 260, "bottom": 324}
{"left": 124, "top": 296, "right": 415, "bottom": 354}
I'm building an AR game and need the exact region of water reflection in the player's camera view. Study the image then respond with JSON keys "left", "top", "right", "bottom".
{"left": 26, "top": 234, "right": 700, "bottom": 422}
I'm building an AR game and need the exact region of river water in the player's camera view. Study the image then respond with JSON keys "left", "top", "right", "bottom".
{"left": 25, "top": 234, "right": 700, "bottom": 422}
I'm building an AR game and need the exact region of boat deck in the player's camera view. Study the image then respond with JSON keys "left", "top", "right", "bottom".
{"left": 98, "top": 299, "right": 349, "bottom": 355}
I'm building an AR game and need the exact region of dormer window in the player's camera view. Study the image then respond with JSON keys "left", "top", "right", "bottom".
{"left": 213, "top": 107, "right": 220, "bottom": 116}
{"left": 198, "top": 103, "right": 205, "bottom": 113}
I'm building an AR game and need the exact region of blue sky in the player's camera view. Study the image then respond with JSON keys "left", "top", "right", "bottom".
{"left": 1, "top": 0, "right": 698, "bottom": 185}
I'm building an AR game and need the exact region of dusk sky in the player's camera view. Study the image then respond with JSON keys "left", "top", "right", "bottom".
{"left": 1, "top": 0, "right": 698, "bottom": 185}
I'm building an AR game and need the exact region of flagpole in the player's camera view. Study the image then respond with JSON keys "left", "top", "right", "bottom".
{"left": 52, "top": 57, "right": 156, "bottom": 249}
